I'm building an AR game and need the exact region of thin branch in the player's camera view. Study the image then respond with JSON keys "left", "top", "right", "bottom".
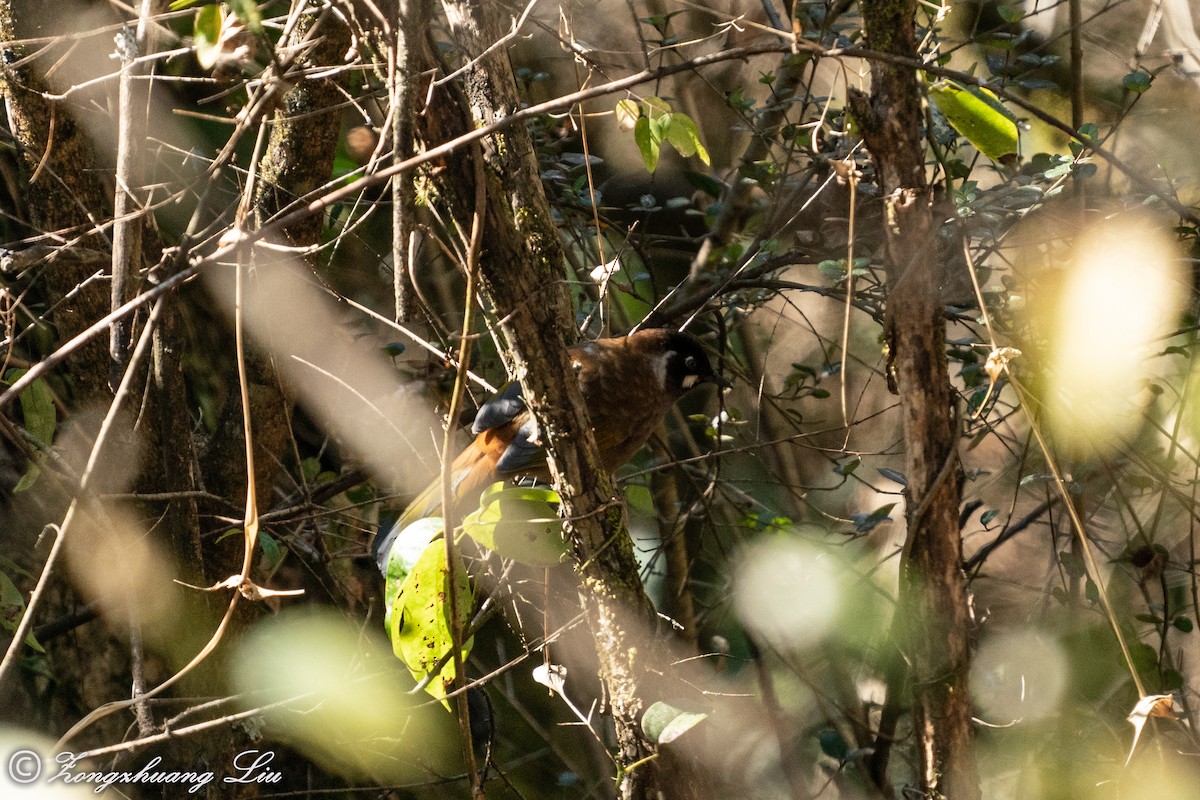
{"left": 964, "top": 498, "right": 1058, "bottom": 575}
{"left": 440, "top": 143, "right": 487, "bottom": 799}
{"left": 108, "top": 0, "right": 158, "bottom": 388}
{"left": 0, "top": 296, "right": 165, "bottom": 691}
{"left": 4, "top": 33, "right": 1195, "bottom": 416}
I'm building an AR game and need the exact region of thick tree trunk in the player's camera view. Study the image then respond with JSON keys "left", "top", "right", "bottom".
{"left": 435, "top": 3, "right": 705, "bottom": 796}
{"left": 387, "top": 0, "right": 429, "bottom": 323}
{"left": 0, "top": 1, "right": 111, "bottom": 403}
{"left": 0, "top": 0, "right": 132, "bottom": 748}
{"left": 847, "top": 0, "right": 980, "bottom": 796}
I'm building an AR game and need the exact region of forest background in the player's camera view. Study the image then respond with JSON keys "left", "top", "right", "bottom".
{"left": 1, "top": 0, "right": 1200, "bottom": 798}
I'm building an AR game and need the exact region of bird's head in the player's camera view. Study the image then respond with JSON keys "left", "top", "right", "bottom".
{"left": 631, "top": 329, "right": 733, "bottom": 397}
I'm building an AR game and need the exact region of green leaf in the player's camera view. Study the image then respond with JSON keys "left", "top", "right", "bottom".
{"left": 1122, "top": 71, "right": 1152, "bottom": 94}
{"left": 1129, "top": 641, "right": 1158, "bottom": 672}
{"left": 461, "top": 483, "right": 566, "bottom": 566}
{"left": 214, "top": 528, "right": 241, "bottom": 544}
{"left": 258, "top": 532, "right": 283, "bottom": 571}
{"left": 634, "top": 116, "right": 661, "bottom": 172}
{"left": 0, "top": 554, "right": 32, "bottom": 580}
{"left": 227, "top": 0, "right": 262, "bottom": 33}
{"left": 387, "top": 539, "right": 473, "bottom": 708}
{"left": 665, "top": 113, "right": 711, "bottom": 165}
{"left": 853, "top": 503, "right": 896, "bottom": 533}
{"left": 626, "top": 484, "right": 655, "bottom": 514}
{"left": 11, "top": 464, "right": 38, "bottom": 495}
{"left": 642, "top": 96, "right": 672, "bottom": 118}
{"left": 628, "top": 97, "right": 677, "bottom": 172}
{"left": 663, "top": 114, "right": 690, "bottom": 155}
{"left": 0, "top": 571, "right": 43, "bottom": 653}
{"left": 818, "top": 258, "right": 846, "bottom": 277}
{"left": 0, "top": 569, "right": 22, "bottom": 608}
{"left": 684, "top": 170, "right": 723, "bottom": 198}
{"left": 6, "top": 369, "right": 55, "bottom": 493}
{"left": 168, "top": 0, "right": 204, "bottom": 8}
{"left": 615, "top": 99, "right": 640, "bottom": 129}
{"left": 381, "top": 517, "right": 445, "bottom": 626}
{"left": 791, "top": 363, "right": 816, "bottom": 378}
{"left": 650, "top": 114, "right": 672, "bottom": 147}
{"left": 193, "top": 4, "right": 223, "bottom": 70}
{"left": 8, "top": 370, "right": 55, "bottom": 445}
{"left": 946, "top": 158, "right": 972, "bottom": 179}
{"left": 641, "top": 701, "right": 708, "bottom": 744}
{"left": 996, "top": 3, "right": 1024, "bottom": 22}
{"left": 1173, "top": 616, "right": 1194, "bottom": 633}
{"left": 928, "top": 80, "right": 1019, "bottom": 161}
{"left": 299, "top": 456, "right": 321, "bottom": 483}
{"left": 834, "top": 458, "right": 860, "bottom": 477}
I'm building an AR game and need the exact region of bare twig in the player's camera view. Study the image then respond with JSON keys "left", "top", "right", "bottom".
{"left": 53, "top": 123, "right": 275, "bottom": 749}
{"left": 109, "top": 0, "right": 158, "bottom": 386}
{"left": 3, "top": 34, "right": 1195, "bottom": 416}
{"left": 440, "top": 145, "right": 487, "bottom": 799}
{"left": 0, "top": 296, "right": 165, "bottom": 692}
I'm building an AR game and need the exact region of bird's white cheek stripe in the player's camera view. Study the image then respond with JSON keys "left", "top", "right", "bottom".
{"left": 651, "top": 352, "right": 669, "bottom": 389}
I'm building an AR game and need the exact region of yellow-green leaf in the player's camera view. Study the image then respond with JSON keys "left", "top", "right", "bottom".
{"left": 462, "top": 483, "right": 566, "bottom": 566}
{"left": 634, "top": 115, "right": 661, "bottom": 172}
{"left": 626, "top": 484, "right": 655, "bottom": 514}
{"left": 615, "top": 99, "right": 640, "bottom": 130}
{"left": 665, "top": 113, "right": 710, "bottom": 165}
{"left": 193, "top": 4, "right": 223, "bottom": 69}
{"left": 381, "top": 517, "right": 445, "bottom": 629}
{"left": 0, "top": 570, "right": 43, "bottom": 653}
{"left": 6, "top": 368, "right": 55, "bottom": 493}
{"left": 642, "top": 95, "right": 672, "bottom": 118}
{"left": 7, "top": 370, "right": 54, "bottom": 445}
{"left": 227, "top": 0, "right": 262, "bottom": 33}
{"left": 928, "top": 80, "right": 1019, "bottom": 161}
{"left": 387, "top": 540, "right": 473, "bottom": 708}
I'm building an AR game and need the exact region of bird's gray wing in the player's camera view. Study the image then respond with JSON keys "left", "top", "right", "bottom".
{"left": 471, "top": 381, "right": 525, "bottom": 434}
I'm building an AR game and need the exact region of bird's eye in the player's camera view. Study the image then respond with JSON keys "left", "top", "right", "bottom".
{"left": 684, "top": 355, "right": 698, "bottom": 371}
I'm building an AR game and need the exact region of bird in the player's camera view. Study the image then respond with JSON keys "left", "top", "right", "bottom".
{"left": 374, "top": 328, "right": 730, "bottom": 570}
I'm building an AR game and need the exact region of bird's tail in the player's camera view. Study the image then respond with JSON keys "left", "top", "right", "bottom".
{"left": 393, "top": 478, "right": 444, "bottom": 532}
{"left": 372, "top": 439, "right": 498, "bottom": 573}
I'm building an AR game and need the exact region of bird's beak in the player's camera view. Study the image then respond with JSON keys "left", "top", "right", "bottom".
{"left": 705, "top": 373, "right": 733, "bottom": 389}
